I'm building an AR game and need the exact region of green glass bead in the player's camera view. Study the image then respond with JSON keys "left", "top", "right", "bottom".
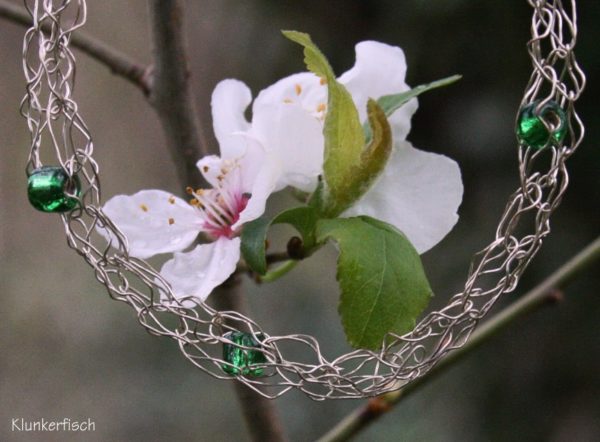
{"left": 222, "top": 331, "right": 267, "bottom": 377}
{"left": 27, "top": 166, "right": 81, "bottom": 212}
{"left": 516, "top": 100, "right": 567, "bottom": 149}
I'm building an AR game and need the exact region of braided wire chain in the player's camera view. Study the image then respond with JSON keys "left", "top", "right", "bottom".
{"left": 21, "top": 0, "right": 585, "bottom": 400}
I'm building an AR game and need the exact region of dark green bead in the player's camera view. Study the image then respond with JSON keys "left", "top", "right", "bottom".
{"left": 222, "top": 331, "right": 267, "bottom": 377}
{"left": 27, "top": 166, "right": 81, "bottom": 212}
{"left": 516, "top": 100, "right": 567, "bottom": 149}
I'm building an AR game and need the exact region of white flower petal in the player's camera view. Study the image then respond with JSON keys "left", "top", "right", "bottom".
{"left": 232, "top": 153, "right": 281, "bottom": 229}
{"left": 100, "top": 190, "right": 202, "bottom": 259}
{"left": 338, "top": 41, "right": 418, "bottom": 142}
{"left": 212, "top": 79, "right": 252, "bottom": 159}
{"left": 160, "top": 236, "right": 241, "bottom": 305}
{"left": 343, "top": 141, "right": 463, "bottom": 253}
{"left": 196, "top": 155, "right": 227, "bottom": 189}
{"left": 237, "top": 134, "right": 269, "bottom": 193}
{"left": 252, "top": 72, "right": 325, "bottom": 117}
{"left": 197, "top": 138, "right": 269, "bottom": 198}
{"left": 251, "top": 102, "right": 323, "bottom": 192}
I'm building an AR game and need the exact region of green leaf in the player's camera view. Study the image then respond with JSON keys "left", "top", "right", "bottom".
{"left": 316, "top": 216, "right": 433, "bottom": 350}
{"left": 307, "top": 177, "right": 325, "bottom": 210}
{"left": 240, "top": 207, "right": 319, "bottom": 275}
{"left": 322, "top": 99, "right": 392, "bottom": 217}
{"left": 378, "top": 74, "right": 461, "bottom": 116}
{"left": 240, "top": 217, "right": 271, "bottom": 275}
{"left": 281, "top": 30, "right": 336, "bottom": 82}
{"left": 282, "top": 31, "right": 365, "bottom": 205}
{"left": 272, "top": 206, "right": 319, "bottom": 250}
{"left": 364, "top": 74, "right": 462, "bottom": 141}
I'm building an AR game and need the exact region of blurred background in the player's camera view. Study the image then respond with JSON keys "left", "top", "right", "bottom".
{"left": 1, "top": 1, "right": 598, "bottom": 441}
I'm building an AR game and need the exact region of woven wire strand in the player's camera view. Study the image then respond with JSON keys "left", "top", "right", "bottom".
{"left": 20, "top": 0, "right": 585, "bottom": 400}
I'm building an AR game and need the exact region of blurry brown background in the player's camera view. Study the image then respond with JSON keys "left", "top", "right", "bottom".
{"left": 1, "top": 1, "right": 598, "bottom": 441}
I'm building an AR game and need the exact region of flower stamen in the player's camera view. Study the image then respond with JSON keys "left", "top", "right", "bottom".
{"left": 183, "top": 159, "right": 252, "bottom": 239}
{"left": 194, "top": 191, "right": 234, "bottom": 224}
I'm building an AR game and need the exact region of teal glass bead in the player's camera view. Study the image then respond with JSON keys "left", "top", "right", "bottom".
{"left": 27, "top": 166, "right": 81, "bottom": 212}
{"left": 516, "top": 100, "right": 567, "bottom": 149}
{"left": 222, "top": 331, "right": 267, "bottom": 377}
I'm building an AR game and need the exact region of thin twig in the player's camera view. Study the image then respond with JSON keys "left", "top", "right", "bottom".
{"left": 0, "top": 0, "right": 151, "bottom": 94}
{"left": 147, "top": 0, "right": 208, "bottom": 190}
{"left": 318, "top": 236, "right": 600, "bottom": 442}
{"left": 146, "top": 2, "right": 285, "bottom": 440}
{"left": 235, "top": 251, "right": 294, "bottom": 275}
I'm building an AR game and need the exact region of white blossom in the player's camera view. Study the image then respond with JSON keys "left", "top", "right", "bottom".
{"left": 101, "top": 80, "right": 280, "bottom": 305}
{"left": 249, "top": 41, "right": 463, "bottom": 253}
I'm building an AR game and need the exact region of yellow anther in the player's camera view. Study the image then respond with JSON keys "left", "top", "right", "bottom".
{"left": 189, "top": 198, "right": 199, "bottom": 206}
{"left": 283, "top": 98, "right": 293, "bottom": 104}
{"left": 203, "top": 165, "right": 209, "bottom": 173}
{"left": 295, "top": 84, "right": 302, "bottom": 95}
{"left": 168, "top": 218, "right": 175, "bottom": 225}
{"left": 320, "top": 77, "right": 327, "bottom": 85}
{"left": 140, "top": 204, "right": 149, "bottom": 212}
{"left": 168, "top": 196, "right": 176, "bottom": 204}
{"left": 186, "top": 186, "right": 194, "bottom": 195}
{"left": 316, "top": 103, "right": 327, "bottom": 113}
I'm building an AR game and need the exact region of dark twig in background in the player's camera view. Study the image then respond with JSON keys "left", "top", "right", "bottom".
{"left": 147, "top": 0, "right": 209, "bottom": 189}
{"left": 0, "top": 0, "right": 151, "bottom": 94}
{"left": 214, "top": 279, "right": 288, "bottom": 442}
{"left": 146, "top": 1, "right": 286, "bottom": 440}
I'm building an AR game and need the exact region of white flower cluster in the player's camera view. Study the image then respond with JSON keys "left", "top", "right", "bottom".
{"left": 101, "top": 41, "right": 463, "bottom": 306}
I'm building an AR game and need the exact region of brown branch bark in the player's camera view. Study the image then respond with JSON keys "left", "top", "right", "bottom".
{"left": 147, "top": 2, "right": 285, "bottom": 440}
{"left": 214, "top": 277, "right": 288, "bottom": 442}
{"left": 147, "top": 0, "right": 208, "bottom": 189}
{"left": 0, "top": 0, "right": 151, "bottom": 94}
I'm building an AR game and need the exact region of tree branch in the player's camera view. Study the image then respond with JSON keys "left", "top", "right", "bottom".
{"left": 0, "top": 0, "right": 151, "bottom": 95}
{"left": 214, "top": 277, "right": 288, "bottom": 442}
{"left": 147, "top": 0, "right": 208, "bottom": 189}
{"left": 318, "top": 236, "right": 600, "bottom": 442}
{"left": 146, "top": 2, "right": 285, "bottom": 440}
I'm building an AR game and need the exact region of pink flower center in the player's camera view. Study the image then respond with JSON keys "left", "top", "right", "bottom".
{"left": 189, "top": 187, "right": 250, "bottom": 240}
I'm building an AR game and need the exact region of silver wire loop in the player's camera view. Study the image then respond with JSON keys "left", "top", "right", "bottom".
{"left": 21, "top": 0, "right": 585, "bottom": 399}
